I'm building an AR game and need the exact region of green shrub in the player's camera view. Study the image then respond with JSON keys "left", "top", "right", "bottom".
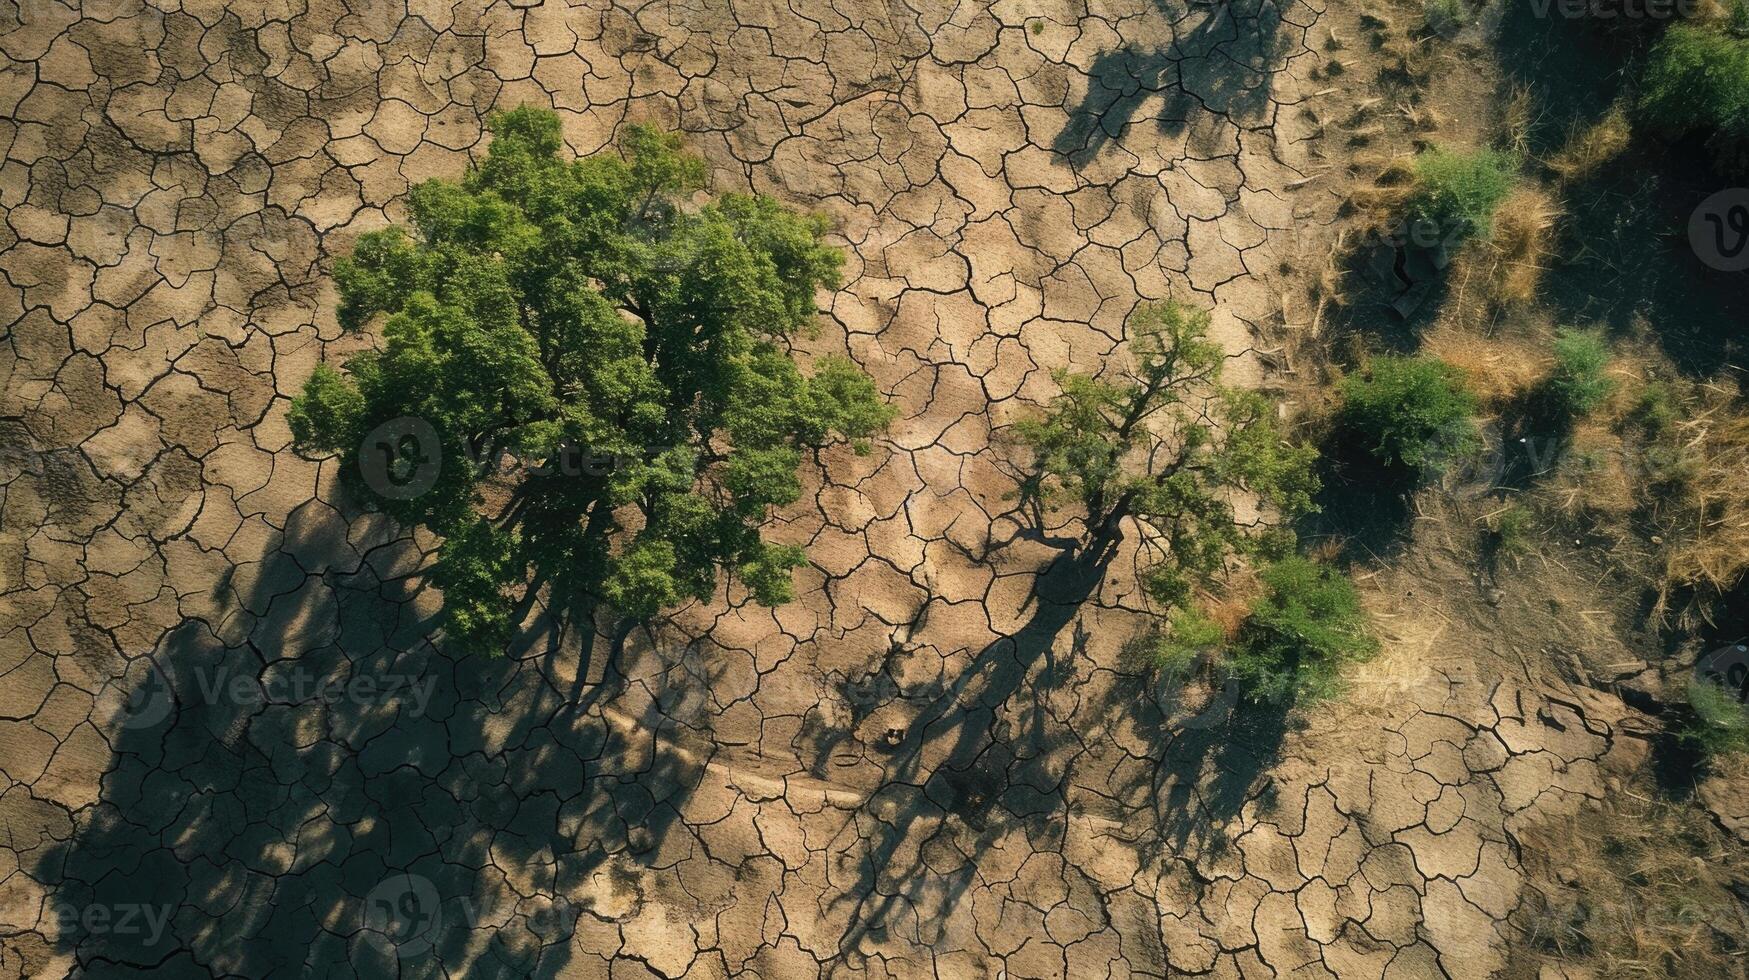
{"left": 1425, "top": 0, "right": 1465, "bottom": 36}
{"left": 1230, "top": 557, "right": 1378, "bottom": 703}
{"left": 1641, "top": 25, "right": 1749, "bottom": 173}
{"left": 1630, "top": 380, "right": 1679, "bottom": 436}
{"left": 1489, "top": 503, "right": 1534, "bottom": 558}
{"left": 1128, "top": 607, "right": 1224, "bottom": 679}
{"left": 1682, "top": 680, "right": 1749, "bottom": 758}
{"left": 1339, "top": 356, "right": 1479, "bottom": 478}
{"left": 1546, "top": 328, "right": 1615, "bottom": 418}
{"left": 1408, "top": 146, "right": 1516, "bottom": 244}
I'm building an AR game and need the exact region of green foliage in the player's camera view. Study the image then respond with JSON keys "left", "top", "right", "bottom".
{"left": 1015, "top": 300, "right": 1319, "bottom": 616}
{"left": 1546, "top": 328, "right": 1615, "bottom": 418}
{"left": 1425, "top": 0, "right": 1465, "bottom": 36}
{"left": 1641, "top": 24, "right": 1749, "bottom": 173}
{"left": 1683, "top": 681, "right": 1749, "bottom": 758}
{"left": 292, "top": 107, "right": 893, "bottom": 651}
{"left": 1127, "top": 607, "right": 1225, "bottom": 679}
{"left": 1488, "top": 503, "right": 1534, "bottom": 559}
{"left": 1339, "top": 355, "right": 1478, "bottom": 478}
{"left": 1229, "top": 557, "right": 1378, "bottom": 703}
{"left": 1408, "top": 145, "right": 1515, "bottom": 243}
{"left": 1630, "top": 380, "right": 1679, "bottom": 437}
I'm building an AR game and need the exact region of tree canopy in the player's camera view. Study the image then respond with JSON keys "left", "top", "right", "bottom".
{"left": 1015, "top": 300, "right": 1319, "bottom": 619}
{"left": 290, "top": 107, "right": 893, "bottom": 652}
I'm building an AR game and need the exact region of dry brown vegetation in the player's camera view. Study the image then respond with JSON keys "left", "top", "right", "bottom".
{"left": 1548, "top": 105, "right": 1633, "bottom": 184}
{"left": 1641, "top": 378, "right": 1749, "bottom": 625}
{"left": 1515, "top": 794, "right": 1749, "bottom": 979}
{"left": 1420, "top": 321, "right": 1550, "bottom": 405}
{"left": 1485, "top": 185, "right": 1561, "bottom": 308}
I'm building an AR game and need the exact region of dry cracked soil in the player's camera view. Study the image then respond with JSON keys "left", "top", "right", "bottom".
{"left": 0, "top": 0, "right": 1668, "bottom": 977}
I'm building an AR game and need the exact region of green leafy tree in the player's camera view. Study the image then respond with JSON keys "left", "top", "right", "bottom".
{"left": 1230, "top": 556, "right": 1377, "bottom": 703}
{"left": 289, "top": 108, "right": 893, "bottom": 652}
{"left": 1015, "top": 299, "right": 1319, "bottom": 622}
{"left": 1339, "top": 355, "right": 1478, "bottom": 479}
{"left": 1546, "top": 327, "right": 1615, "bottom": 419}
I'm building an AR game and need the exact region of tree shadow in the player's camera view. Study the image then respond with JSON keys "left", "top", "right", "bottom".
{"left": 1296, "top": 432, "right": 1416, "bottom": 564}
{"left": 809, "top": 537, "right": 1292, "bottom": 974}
{"left": 1492, "top": 7, "right": 1749, "bottom": 377}
{"left": 29, "top": 499, "right": 710, "bottom": 977}
{"left": 1054, "top": 0, "right": 1296, "bottom": 162}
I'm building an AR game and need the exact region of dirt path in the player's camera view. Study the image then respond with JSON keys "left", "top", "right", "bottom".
{"left": 0, "top": 1, "right": 1649, "bottom": 977}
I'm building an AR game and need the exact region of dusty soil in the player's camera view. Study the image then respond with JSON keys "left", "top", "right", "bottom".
{"left": 0, "top": 0, "right": 1727, "bottom": 978}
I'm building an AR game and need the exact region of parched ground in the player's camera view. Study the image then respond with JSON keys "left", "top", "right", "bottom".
{"left": 0, "top": 1, "right": 1656, "bottom": 977}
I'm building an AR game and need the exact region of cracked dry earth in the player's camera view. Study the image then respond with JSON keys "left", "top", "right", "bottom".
{"left": 0, "top": 0, "right": 1653, "bottom": 977}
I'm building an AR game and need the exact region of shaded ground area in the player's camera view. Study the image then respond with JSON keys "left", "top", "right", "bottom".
{"left": 0, "top": 0, "right": 1683, "bottom": 977}
{"left": 1490, "top": 7, "right": 1749, "bottom": 376}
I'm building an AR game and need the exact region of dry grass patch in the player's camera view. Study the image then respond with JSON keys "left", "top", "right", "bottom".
{"left": 1516, "top": 797, "right": 1749, "bottom": 979}
{"left": 1548, "top": 105, "right": 1633, "bottom": 184}
{"left": 1420, "top": 323, "right": 1550, "bottom": 406}
{"left": 1649, "top": 379, "right": 1749, "bottom": 624}
{"left": 1487, "top": 186, "right": 1560, "bottom": 307}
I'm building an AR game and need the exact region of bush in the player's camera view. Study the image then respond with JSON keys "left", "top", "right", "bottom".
{"left": 1339, "top": 356, "right": 1479, "bottom": 478}
{"left": 1488, "top": 503, "right": 1534, "bottom": 558}
{"left": 1408, "top": 146, "right": 1516, "bottom": 244}
{"left": 1128, "top": 607, "right": 1224, "bottom": 679}
{"left": 1641, "top": 24, "right": 1749, "bottom": 173}
{"left": 1546, "top": 328, "right": 1615, "bottom": 418}
{"left": 1230, "top": 557, "right": 1378, "bottom": 703}
{"left": 1630, "top": 379, "right": 1679, "bottom": 436}
{"left": 1424, "top": 0, "right": 1465, "bottom": 36}
{"left": 1682, "top": 680, "right": 1749, "bottom": 758}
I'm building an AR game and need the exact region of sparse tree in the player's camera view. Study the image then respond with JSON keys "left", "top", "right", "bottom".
{"left": 1015, "top": 300, "right": 1319, "bottom": 636}
{"left": 290, "top": 108, "right": 893, "bottom": 652}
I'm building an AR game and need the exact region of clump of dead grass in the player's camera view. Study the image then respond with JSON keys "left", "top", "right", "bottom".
{"left": 1548, "top": 422, "right": 1641, "bottom": 517}
{"left": 1502, "top": 83, "right": 1538, "bottom": 161}
{"left": 1486, "top": 186, "right": 1561, "bottom": 307}
{"left": 1548, "top": 105, "right": 1634, "bottom": 185}
{"left": 1647, "top": 378, "right": 1749, "bottom": 625}
{"left": 1202, "top": 567, "right": 1263, "bottom": 641}
{"left": 1421, "top": 323, "right": 1550, "bottom": 406}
